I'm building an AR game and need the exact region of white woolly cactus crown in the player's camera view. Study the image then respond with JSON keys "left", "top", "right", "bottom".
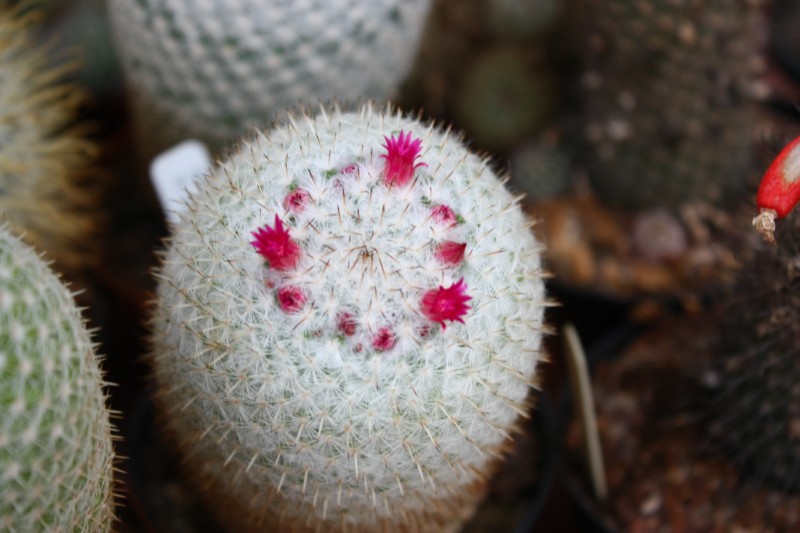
{"left": 107, "top": 0, "right": 433, "bottom": 156}
{"left": 0, "top": 225, "right": 115, "bottom": 532}
{"left": 151, "top": 104, "right": 547, "bottom": 531}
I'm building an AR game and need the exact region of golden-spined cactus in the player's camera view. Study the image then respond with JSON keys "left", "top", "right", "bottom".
{"left": 0, "top": 1, "right": 99, "bottom": 271}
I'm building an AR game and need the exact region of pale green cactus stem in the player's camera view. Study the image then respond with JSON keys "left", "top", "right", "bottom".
{"left": 107, "top": 0, "right": 433, "bottom": 158}
{"left": 0, "top": 225, "right": 116, "bottom": 532}
{"left": 150, "top": 103, "right": 549, "bottom": 532}
{"left": 0, "top": 1, "right": 99, "bottom": 272}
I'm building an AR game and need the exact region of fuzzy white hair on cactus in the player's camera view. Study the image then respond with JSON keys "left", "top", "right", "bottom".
{"left": 150, "top": 103, "right": 548, "bottom": 532}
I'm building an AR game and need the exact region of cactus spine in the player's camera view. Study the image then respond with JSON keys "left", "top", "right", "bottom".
{"left": 150, "top": 103, "right": 548, "bottom": 531}
{"left": 0, "top": 1, "right": 99, "bottom": 271}
{"left": 107, "top": 0, "right": 433, "bottom": 157}
{"left": 0, "top": 225, "right": 115, "bottom": 531}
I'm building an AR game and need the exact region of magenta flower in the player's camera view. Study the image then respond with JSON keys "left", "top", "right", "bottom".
{"left": 380, "top": 130, "right": 427, "bottom": 187}
{"left": 251, "top": 214, "right": 301, "bottom": 271}
{"left": 277, "top": 285, "right": 306, "bottom": 313}
{"left": 283, "top": 188, "right": 311, "bottom": 213}
{"left": 420, "top": 279, "right": 472, "bottom": 329}
{"left": 371, "top": 327, "right": 396, "bottom": 352}
{"left": 430, "top": 204, "right": 457, "bottom": 227}
{"left": 435, "top": 241, "right": 467, "bottom": 267}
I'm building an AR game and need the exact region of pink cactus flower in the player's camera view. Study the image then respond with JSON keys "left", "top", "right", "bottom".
{"left": 380, "top": 130, "right": 427, "bottom": 187}
{"left": 420, "top": 278, "right": 472, "bottom": 330}
{"left": 251, "top": 215, "right": 302, "bottom": 271}
{"left": 277, "top": 285, "right": 306, "bottom": 313}
{"left": 435, "top": 241, "right": 467, "bottom": 267}
{"left": 283, "top": 188, "right": 311, "bottom": 213}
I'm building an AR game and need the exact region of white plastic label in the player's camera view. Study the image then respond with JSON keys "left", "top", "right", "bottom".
{"left": 150, "top": 140, "right": 212, "bottom": 224}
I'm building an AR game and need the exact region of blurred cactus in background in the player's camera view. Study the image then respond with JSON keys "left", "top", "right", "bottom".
{"left": 486, "top": 0, "right": 561, "bottom": 41}
{"left": 0, "top": 0, "right": 100, "bottom": 272}
{"left": 0, "top": 225, "right": 116, "bottom": 532}
{"left": 453, "top": 45, "right": 557, "bottom": 153}
{"left": 508, "top": 131, "right": 575, "bottom": 200}
{"left": 568, "top": 0, "right": 767, "bottom": 210}
{"left": 770, "top": 0, "right": 800, "bottom": 86}
{"left": 107, "top": 0, "right": 433, "bottom": 158}
{"left": 708, "top": 210, "right": 800, "bottom": 491}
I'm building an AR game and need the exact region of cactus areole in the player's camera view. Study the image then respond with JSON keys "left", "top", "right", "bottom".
{"left": 151, "top": 104, "right": 548, "bottom": 531}
{"left": 754, "top": 135, "right": 800, "bottom": 244}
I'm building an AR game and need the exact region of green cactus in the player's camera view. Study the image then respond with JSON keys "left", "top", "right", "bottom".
{"left": 708, "top": 211, "right": 800, "bottom": 491}
{"left": 0, "top": 1, "right": 99, "bottom": 271}
{"left": 569, "top": 0, "right": 765, "bottom": 210}
{"left": 149, "top": 103, "right": 548, "bottom": 531}
{"left": 107, "top": 0, "right": 433, "bottom": 158}
{"left": 0, "top": 225, "right": 115, "bottom": 531}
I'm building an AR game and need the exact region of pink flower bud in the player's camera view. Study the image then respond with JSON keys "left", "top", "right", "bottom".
{"left": 430, "top": 204, "right": 457, "bottom": 227}
{"left": 277, "top": 285, "right": 306, "bottom": 313}
{"left": 283, "top": 188, "right": 311, "bottom": 213}
{"left": 435, "top": 241, "right": 467, "bottom": 267}
{"left": 371, "top": 327, "right": 396, "bottom": 352}
{"left": 337, "top": 311, "right": 357, "bottom": 336}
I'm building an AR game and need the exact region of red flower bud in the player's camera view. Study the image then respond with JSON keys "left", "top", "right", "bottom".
{"left": 435, "top": 241, "right": 467, "bottom": 267}
{"left": 371, "top": 327, "right": 396, "bottom": 352}
{"left": 283, "top": 188, "right": 311, "bottom": 213}
{"left": 277, "top": 285, "right": 305, "bottom": 313}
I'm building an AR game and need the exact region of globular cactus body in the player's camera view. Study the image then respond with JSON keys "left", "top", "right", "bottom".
{"left": 108, "top": 0, "right": 432, "bottom": 156}
{"left": 150, "top": 104, "right": 547, "bottom": 531}
{"left": 0, "top": 1, "right": 98, "bottom": 271}
{"left": 570, "top": 0, "right": 765, "bottom": 210}
{"left": 0, "top": 225, "right": 115, "bottom": 531}
{"left": 710, "top": 211, "right": 800, "bottom": 491}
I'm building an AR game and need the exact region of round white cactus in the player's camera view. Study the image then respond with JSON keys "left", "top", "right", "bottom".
{"left": 107, "top": 0, "right": 433, "bottom": 157}
{"left": 151, "top": 103, "right": 548, "bottom": 531}
{"left": 0, "top": 225, "right": 115, "bottom": 532}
